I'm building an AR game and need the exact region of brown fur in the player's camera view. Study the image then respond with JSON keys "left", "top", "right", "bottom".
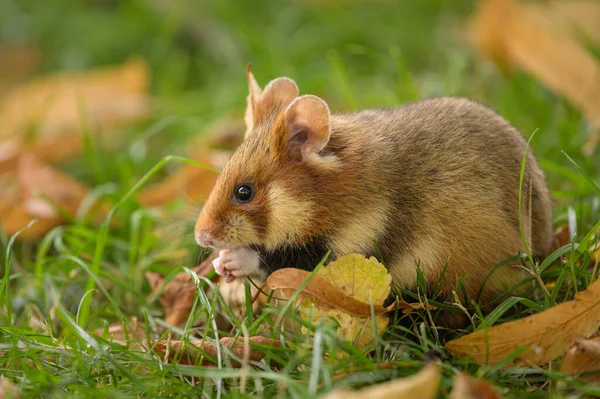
{"left": 196, "top": 74, "right": 553, "bottom": 328}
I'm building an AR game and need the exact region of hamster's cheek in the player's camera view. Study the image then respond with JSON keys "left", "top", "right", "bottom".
{"left": 212, "top": 247, "right": 261, "bottom": 282}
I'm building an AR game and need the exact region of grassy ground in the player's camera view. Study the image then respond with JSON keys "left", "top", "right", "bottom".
{"left": 1, "top": 0, "right": 600, "bottom": 398}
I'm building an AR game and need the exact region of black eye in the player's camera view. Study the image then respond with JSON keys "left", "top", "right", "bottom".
{"left": 234, "top": 184, "right": 254, "bottom": 203}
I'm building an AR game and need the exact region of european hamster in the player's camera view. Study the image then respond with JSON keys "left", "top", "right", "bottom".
{"left": 195, "top": 66, "right": 553, "bottom": 324}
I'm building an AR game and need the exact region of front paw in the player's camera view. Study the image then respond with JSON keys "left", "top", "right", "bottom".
{"left": 212, "top": 247, "right": 260, "bottom": 283}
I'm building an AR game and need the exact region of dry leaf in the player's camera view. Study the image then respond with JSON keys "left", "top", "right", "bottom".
{"left": 267, "top": 268, "right": 388, "bottom": 317}
{"left": 560, "top": 336, "right": 600, "bottom": 383}
{"left": 153, "top": 336, "right": 279, "bottom": 367}
{"left": 0, "top": 57, "right": 150, "bottom": 172}
{"left": 445, "top": 278, "right": 600, "bottom": 366}
{"left": 94, "top": 316, "right": 147, "bottom": 346}
{"left": 553, "top": 224, "right": 571, "bottom": 249}
{"left": 320, "top": 363, "right": 440, "bottom": 399}
{"left": 469, "top": 0, "right": 600, "bottom": 155}
{"left": 267, "top": 254, "right": 392, "bottom": 350}
{"left": 450, "top": 374, "right": 504, "bottom": 399}
{"left": 0, "top": 154, "right": 106, "bottom": 239}
{"left": 146, "top": 253, "right": 217, "bottom": 326}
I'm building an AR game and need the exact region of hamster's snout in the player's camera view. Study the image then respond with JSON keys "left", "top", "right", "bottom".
{"left": 195, "top": 229, "right": 215, "bottom": 247}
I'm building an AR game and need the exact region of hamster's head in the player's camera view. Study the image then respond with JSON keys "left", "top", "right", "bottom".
{"left": 195, "top": 66, "right": 340, "bottom": 252}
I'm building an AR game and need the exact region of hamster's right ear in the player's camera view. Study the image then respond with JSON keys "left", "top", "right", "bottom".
{"left": 244, "top": 63, "right": 262, "bottom": 137}
{"left": 283, "top": 95, "right": 331, "bottom": 162}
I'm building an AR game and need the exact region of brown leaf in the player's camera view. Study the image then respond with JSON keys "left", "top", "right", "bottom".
{"left": 0, "top": 57, "right": 150, "bottom": 172}
{"left": 94, "top": 316, "right": 147, "bottom": 346}
{"left": 445, "top": 278, "right": 600, "bottom": 366}
{"left": 450, "top": 374, "right": 504, "bottom": 399}
{"left": 553, "top": 224, "right": 572, "bottom": 249}
{"left": 0, "top": 154, "right": 107, "bottom": 239}
{"left": 321, "top": 363, "right": 441, "bottom": 399}
{"left": 153, "top": 336, "right": 279, "bottom": 367}
{"left": 146, "top": 253, "right": 218, "bottom": 326}
{"left": 469, "top": 0, "right": 600, "bottom": 155}
{"left": 266, "top": 268, "right": 388, "bottom": 317}
{"left": 560, "top": 336, "right": 600, "bottom": 383}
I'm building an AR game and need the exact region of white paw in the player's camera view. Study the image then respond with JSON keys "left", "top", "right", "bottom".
{"left": 212, "top": 247, "right": 261, "bottom": 283}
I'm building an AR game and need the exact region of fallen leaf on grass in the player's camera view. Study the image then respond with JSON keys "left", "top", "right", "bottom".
{"left": 0, "top": 57, "right": 150, "bottom": 172}
{"left": 560, "top": 336, "right": 600, "bottom": 383}
{"left": 469, "top": 0, "right": 600, "bottom": 154}
{"left": 320, "top": 363, "right": 440, "bottom": 399}
{"left": 267, "top": 265, "right": 389, "bottom": 317}
{"left": 450, "top": 373, "right": 504, "bottom": 399}
{"left": 94, "top": 316, "right": 147, "bottom": 346}
{"left": 268, "top": 254, "right": 392, "bottom": 350}
{"left": 0, "top": 154, "right": 107, "bottom": 239}
{"left": 445, "top": 278, "right": 600, "bottom": 366}
{"left": 146, "top": 253, "right": 218, "bottom": 326}
{"left": 153, "top": 336, "right": 279, "bottom": 367}
{"left": 147, "top": 252, "right": 266, "bottom": 329}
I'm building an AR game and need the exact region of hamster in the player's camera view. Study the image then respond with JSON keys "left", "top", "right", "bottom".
{"left": 195, "top": 66, "right": 553, "bottom": 324}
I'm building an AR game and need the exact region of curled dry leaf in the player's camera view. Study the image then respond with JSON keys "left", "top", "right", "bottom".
{"left": 320, "top": 363, "right": 440, "bottom": 399}
{"left": 0, "top": 154, "right": 107, "bottom": 239}
{"left": 450, "top": 374, "right": 504, "bottom": 399}
{"left": 153, "top": 336, "right": 279, "bottom": 367}
{"left": 268, "top": 254, "right": 392, "bottom": 350}
{"left": 469, "top": 0, "right": 600, "bottom": 154}
{"left": 0, "top": 57, "right": 150, "bottom": 172}
{"left": 560, "top": 336, "right": 600, "bottom": 383}
{"left": 267, "top": 267, "right": 388, "bottom": 317}
{"left": 146, "top": 252, "right": 265, "bottom": 330}
{"left": 445, "top": 278, "right": 600, "bottom": 366}
{"left": 145, "top": 253, "right": 217, "bottom": 326}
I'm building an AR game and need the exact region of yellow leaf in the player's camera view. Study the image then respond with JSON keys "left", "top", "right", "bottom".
{"left": 300, "top": 254, "right": 391, "bottom": 350}
{"left": 317, "top": 253, "right": 392, "bottom": 304}
{"left": 321, "top": 363, "right": 440, "bottom": 399}
{"left": 445, "top": 278, "right": 600, "bottom": 366}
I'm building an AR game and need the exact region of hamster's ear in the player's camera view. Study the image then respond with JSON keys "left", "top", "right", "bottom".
{"left": 256, "top": 77, "right": 299, "bottom": 120}
{"left": 244, "top": 63, "right": 262, "bottom": 137}
{"left": 284, "top": 95, "right": 331, "bottom": 161}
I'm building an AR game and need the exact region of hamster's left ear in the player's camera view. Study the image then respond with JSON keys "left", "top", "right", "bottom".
{"left": 283, "top": 94, "right": 331, "bottom": 162}
{"left": 244, "top": 63, "right": 262, "bottom": 137}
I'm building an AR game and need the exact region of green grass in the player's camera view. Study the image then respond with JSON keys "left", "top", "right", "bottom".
{"left": 1, "top": 0, "right": 600, "bottom": 398}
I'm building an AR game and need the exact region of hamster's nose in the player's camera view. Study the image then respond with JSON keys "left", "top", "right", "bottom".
{"left": 195, "top": 230, "right": 215, "bottom": 247}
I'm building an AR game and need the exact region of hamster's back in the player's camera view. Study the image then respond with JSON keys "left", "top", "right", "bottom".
{"left": 330, "top": 97, "right": 553, "bottom": 318}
